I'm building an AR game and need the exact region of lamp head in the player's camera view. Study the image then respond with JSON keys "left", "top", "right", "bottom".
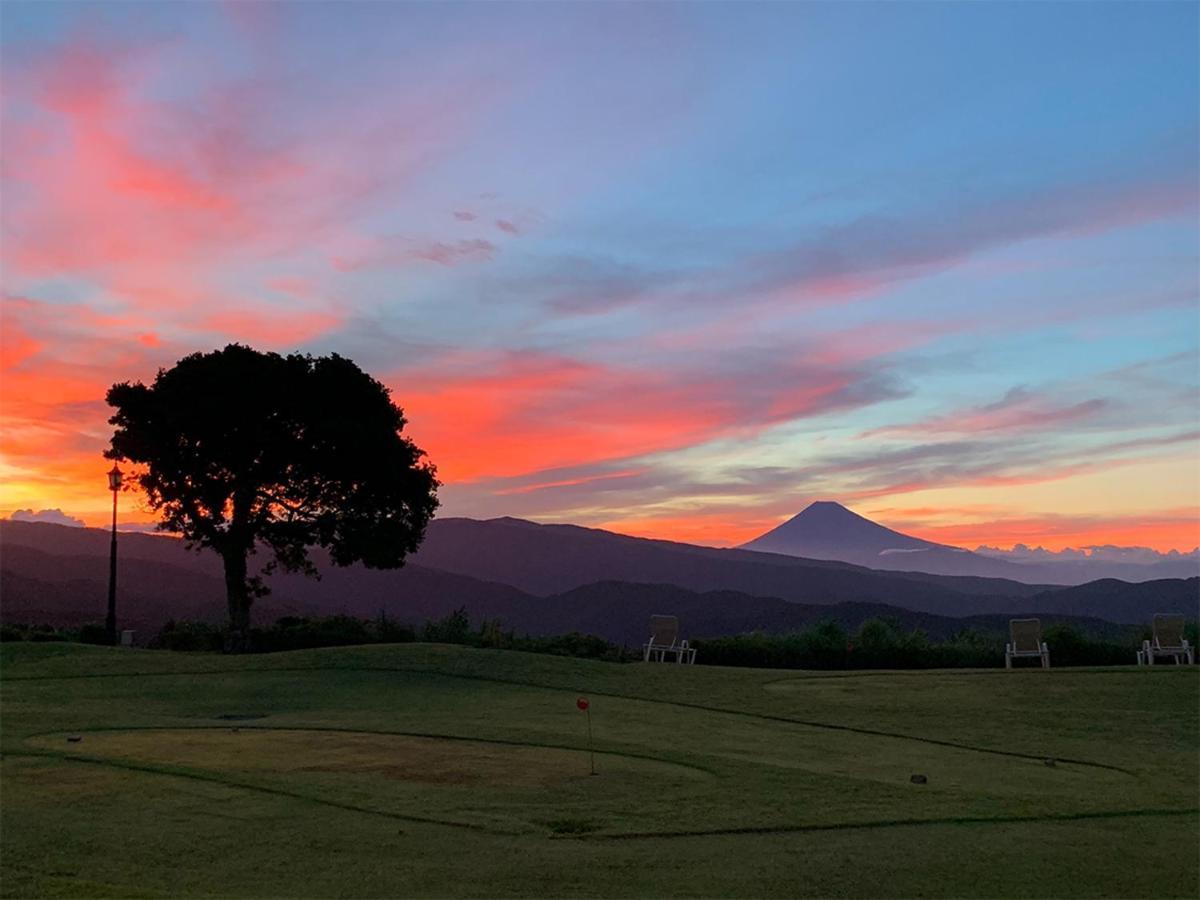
{"left": 107, "top": 464, "right": 123, "bottom": 492}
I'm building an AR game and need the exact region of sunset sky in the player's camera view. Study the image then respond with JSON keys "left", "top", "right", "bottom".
{"left": 2, "top": 2, "right": 1197, "bottom": 551}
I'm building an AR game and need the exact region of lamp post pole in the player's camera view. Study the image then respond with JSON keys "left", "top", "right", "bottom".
{"left": 105, "top": 464, "right": 122, "bottom": 645}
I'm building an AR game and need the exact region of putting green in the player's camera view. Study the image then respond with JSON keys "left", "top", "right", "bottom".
{"left": 27, "top": 727, "right": 707, "bottom": 788}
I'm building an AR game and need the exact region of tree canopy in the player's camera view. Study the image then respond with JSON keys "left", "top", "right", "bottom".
{"left": 106, "top": 344, "right": 439, "bottom": 648}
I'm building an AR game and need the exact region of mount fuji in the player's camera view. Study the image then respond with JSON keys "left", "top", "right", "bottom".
{"left": 740, "top": 501, "right": 1198, "bottom": 583}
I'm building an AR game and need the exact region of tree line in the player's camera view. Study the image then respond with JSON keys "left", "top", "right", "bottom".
{"left": 6, "top": 614, "right": 1193, "bottom": 670}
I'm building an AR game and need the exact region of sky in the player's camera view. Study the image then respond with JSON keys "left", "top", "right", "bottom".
{"left": 1, "top": 1, "right": 1197, "bottom": 552}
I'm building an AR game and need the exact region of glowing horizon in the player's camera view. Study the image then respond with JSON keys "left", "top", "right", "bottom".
{"left": 2, "top": 3, "right": 1197, "bottom": 553}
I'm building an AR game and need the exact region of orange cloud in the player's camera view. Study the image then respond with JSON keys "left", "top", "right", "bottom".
{"left": 595, "top": 512, "right": 782, "bottom": 548}
{"left": 494, "top": 468, "right": 647, "bottom": 496}
{"left": 0, "top": 320, "right": 42, "bottom": 370}
{"left": 393, "top": 349, "right": 881, "bottom": 483}
{"left": 901, "top": 511, "right": 1200, "bottom": 554}
{"left": 396, "top": 354, "right": 725, "bottom": 481}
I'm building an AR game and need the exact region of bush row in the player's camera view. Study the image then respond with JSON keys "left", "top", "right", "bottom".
{"left": 691, "top": 618, "right": 1199, "bottom": 670}
{"left": 1, "top": 622, "right": 111, "bottom": 644}
{"left": 6, "top": 614, "right": 1195, "bottom": 670}
{"left": 147, "top": 610, "right": 637, "bottom": 662}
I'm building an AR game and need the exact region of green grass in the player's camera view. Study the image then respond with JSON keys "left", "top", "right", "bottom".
{"left": 2, "top": 642, "right": 1196, "bottom": 898}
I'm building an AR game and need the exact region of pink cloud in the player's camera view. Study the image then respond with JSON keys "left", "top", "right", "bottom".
{"left": 864, "top": 388, "right": 1108, "bottom": 438}
{"left": 266, "top": 277, "right": 318, "bottom": 300}
{"left": 333, "top": 238, "right": 496, "bottom": 271}
{"left": 3, "top": 31, "right": 504, "bottom": 314}
{"left": 197, "top": 308, "right": 344, "bottom": 346}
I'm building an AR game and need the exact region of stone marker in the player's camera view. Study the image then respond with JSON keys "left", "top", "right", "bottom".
{"left": 910, "top": 774, "right": 927, "bottom": 784}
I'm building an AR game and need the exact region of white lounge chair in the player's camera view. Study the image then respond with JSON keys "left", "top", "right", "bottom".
{"left": 1137, "top": 614, "right": 1194, "bottom": 665}
{"left": 1006, "top": 618, "right": 1049, "bottom": 669}
{"left": 643, "top": 615, "right": 695, "bottom": 664}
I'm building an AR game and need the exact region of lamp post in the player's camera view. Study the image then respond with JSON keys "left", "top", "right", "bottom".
{"left": 105, "top": 464, "right": 123, "bottom": 645}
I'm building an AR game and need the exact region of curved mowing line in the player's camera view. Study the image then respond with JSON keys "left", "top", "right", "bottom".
{"left": 756, "top": 668, "right": 1150, "bottom": 689}
{"left": 3, "top": 749, "right": 518, "bottom": 836}
{"left": 571, "top": 807, "right": 1199, "bottom": 841}
{"left": 20, "top": 725, "right": 715, "bottom": 776}
{"left": 4, "top": 663, "right": 1135, "bottom": 775}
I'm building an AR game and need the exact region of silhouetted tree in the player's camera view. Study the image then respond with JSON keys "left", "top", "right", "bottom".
{"left": 106, "top": 344, "right": 439, "bottom": 651}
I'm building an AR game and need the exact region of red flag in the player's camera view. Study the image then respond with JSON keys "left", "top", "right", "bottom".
{"left": 576, "top": 697, "right": 589, "bottom": 711}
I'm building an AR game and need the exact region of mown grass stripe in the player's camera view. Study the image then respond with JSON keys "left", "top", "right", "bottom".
{"left": 573, "top": 807, "right": 1199, "bottom": 841}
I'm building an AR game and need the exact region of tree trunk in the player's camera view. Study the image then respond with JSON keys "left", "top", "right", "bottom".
{"left": 222, "top": 549, "right": 252, "bottom": 653}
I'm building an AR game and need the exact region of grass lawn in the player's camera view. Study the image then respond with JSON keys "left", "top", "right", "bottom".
{"left": 1, "top": 642, "right": 1196, "bottom": 898}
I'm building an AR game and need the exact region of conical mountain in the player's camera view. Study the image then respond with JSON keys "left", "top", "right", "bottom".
{"left": 741, "top": 501, "right": 943, "bottom": 562}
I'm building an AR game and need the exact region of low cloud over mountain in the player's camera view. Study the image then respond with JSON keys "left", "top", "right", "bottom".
{"left": 9, "top": 508, "right": 85, "bottom": 528}
{"left": 976, "top": 543, "right": 1200, "bottom": 566}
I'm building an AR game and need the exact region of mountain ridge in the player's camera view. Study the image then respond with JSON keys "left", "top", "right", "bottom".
{"left": 4, "top": 517, "right": 1195, "bottom": 631}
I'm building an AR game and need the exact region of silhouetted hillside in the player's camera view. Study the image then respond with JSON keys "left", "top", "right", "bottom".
{"left": 1025, "top": 578, "right": 1199, "bottom": 624}
{"left": 3, "top": 519, "right": 1193, "bottom": 634}
{"left": 0, "top": 522, "right": 532, "bottom": 634}
{"left": 409, "top": 516, "right": 1044, "bottom": 610}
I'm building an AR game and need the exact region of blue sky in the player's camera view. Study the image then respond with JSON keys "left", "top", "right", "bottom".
{"left": 1, "top": 1, "right": 1197, "bottom": 549}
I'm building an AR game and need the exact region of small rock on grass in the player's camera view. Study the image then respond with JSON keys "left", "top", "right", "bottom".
{"left": 66, "top": 736, "right": 82, "bottom": 743}
{"left": 910, "top": 774, "right": 927, "bottom": 784}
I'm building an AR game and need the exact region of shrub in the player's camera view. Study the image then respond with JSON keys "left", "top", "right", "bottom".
{"left": 0, "top": 623, "right": 78, "bottom": 643}
{"left": 695, "top": 621, "right": 851, "bottom": 670}
{"left": 518, "top": 632, "right": 633, "bottom": 662}
{"left": 251, "top": 615, "right": 373, "bottom": 652}
{"left": 153, "top": 620, "right": 225, "bottom": 652}
{"left": 77, "top": 623, "right": 110, "bottom": 645}
{"left": 422, "top": 607, "right": 471, "bottom": 644}
{"left": 373, "top": 611, "right": 416, "bottom": 644}
{"left": 1041, "top": 624, "right": 1130, "bottom": 667}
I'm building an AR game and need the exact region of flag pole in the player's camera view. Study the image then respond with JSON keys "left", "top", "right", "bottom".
{"left": 586, "top": 705, "right": 595, "bottom": 775}
{"left": 577, "top": 696, "right": 596, "bottom": 775}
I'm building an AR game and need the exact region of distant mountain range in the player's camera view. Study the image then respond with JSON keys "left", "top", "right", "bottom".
{"left": 3, "top": 517, "right": 1195, "bottom": 642}
{"left": 741, "top": 501, "right": 1200, "bottom": 583}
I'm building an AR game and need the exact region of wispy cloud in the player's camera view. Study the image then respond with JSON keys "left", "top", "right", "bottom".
{"left": 863, "top": 387, "right": 1109, "bottom": 437}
